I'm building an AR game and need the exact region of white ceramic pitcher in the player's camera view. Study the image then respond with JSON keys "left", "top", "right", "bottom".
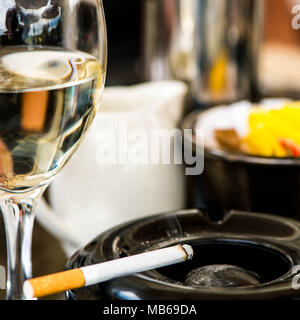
{"left": 36, "top": 81, "right": 188, "bottom": 256}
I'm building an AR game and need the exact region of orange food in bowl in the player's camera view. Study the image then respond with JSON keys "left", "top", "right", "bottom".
{"left": 215, "top": 101, "right": 300, "bottom": 157}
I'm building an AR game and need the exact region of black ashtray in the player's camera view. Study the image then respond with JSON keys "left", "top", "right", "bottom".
{"left": 66, "top": 209, "right": 300, "bottom": 300}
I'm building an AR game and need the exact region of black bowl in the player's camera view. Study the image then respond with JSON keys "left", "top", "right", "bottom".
{"left": 66, "top": 209, "right": 300, "bottom": 300}
{"left": 182, "top": 109, "right": 300, "bottom": 221}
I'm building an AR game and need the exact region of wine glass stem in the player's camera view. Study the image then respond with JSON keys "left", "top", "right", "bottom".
{"left": 0, "top": 187, "right": 46, "bottom": 300}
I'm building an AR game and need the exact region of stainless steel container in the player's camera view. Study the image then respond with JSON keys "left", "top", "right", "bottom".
{"left": 142, "top": 0, "right": 264, "bottom": 105}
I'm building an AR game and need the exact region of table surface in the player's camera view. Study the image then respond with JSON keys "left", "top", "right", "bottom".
{"left": 0, "top": 214, "right": 67, "bottom": 300}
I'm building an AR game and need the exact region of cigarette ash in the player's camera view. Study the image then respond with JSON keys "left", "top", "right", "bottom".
{"left": 184, "top": 264, "right": 260, "bottom": 288}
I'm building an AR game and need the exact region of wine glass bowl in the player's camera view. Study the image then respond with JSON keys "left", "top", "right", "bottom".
{"left": 0, "top": 0, "right": 107, "bottom": 299}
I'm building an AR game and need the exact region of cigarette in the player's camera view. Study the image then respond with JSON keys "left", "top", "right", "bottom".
{"left": 23, "top": 244, "right": 193, "bottom": 299}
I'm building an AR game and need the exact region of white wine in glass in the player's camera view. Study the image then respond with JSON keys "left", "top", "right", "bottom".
{"left": 0, "top": 0, "right": 107, "bottom": 299}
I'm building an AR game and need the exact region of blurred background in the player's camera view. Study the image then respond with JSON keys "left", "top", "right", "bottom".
{"left": 103, "top": 0, "right": 141, "bottom": 85}
{"left": 2, "top": 0, "right": 300, "bottom": 299}
{"left": 104, "top": 0, "right": 300, "bottom": 94}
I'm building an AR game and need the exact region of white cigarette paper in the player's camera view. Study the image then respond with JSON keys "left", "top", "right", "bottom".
{"left": 83, "top": 244, "right": 193, "bottom": 286}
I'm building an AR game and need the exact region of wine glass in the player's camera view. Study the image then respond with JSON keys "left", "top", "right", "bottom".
{"left": 0, "top": 0, "right": 107, "bottom": 299}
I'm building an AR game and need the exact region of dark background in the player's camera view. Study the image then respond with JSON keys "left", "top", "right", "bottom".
{"left": 103, "top": 0, "right": 142, "bottom": 85}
